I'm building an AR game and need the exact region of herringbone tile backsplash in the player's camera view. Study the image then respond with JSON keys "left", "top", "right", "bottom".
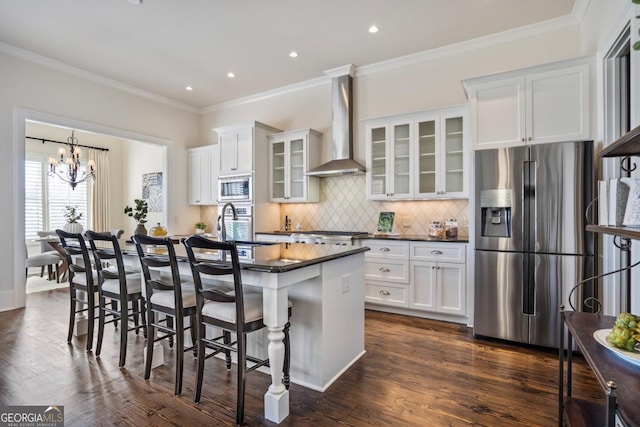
{"left": 280, "top": 175, "right": 469, "bottom": 236}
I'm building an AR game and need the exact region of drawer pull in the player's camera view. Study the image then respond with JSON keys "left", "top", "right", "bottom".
{"left": 379, "top": 267, "right": 390, "bottom": 273}
{"left": 379, "top": 290, "right": 391, "bottom": 296}
{"left": 430, "top": 250, "right": 443, "bottom": 255}
{"left": 379, "top": 247, "right": 390, "bottom": 252}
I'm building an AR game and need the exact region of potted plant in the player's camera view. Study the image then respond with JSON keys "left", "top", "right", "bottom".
{"left": 63, "top": 205, "right": 84, "bottom": 233}
{"left": 124, "top": 198, "right": 149, "bottom": 235}
{"left": 195, "top": 221, "right": 207, "bottom": 234}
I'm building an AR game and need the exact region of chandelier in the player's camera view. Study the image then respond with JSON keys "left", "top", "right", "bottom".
{"left": 48, "top": 130, "right": 96, "bottom": 190}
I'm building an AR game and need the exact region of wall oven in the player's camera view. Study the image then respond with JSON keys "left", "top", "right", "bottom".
{"left": 218, "top": 174, "right": 252, "bottom": 203}
{"left": 217, "top": 203, "right": 253, "bottom": 242}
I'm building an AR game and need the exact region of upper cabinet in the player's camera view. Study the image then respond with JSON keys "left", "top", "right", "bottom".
{"left": 268, "top": 129, "right": 322, "bottom": 203}
{"left": 187, "top": 145, "right": 219, "bottom": 205}
{"left": 214, "top": 121, "right": 281, "bottom": 176}
{"left": 365, "top": 116, "right": 414, "bottom": 200}
{"left": 365, "top": 104, "right": 468, "bottom": 200}
{"left": 463, "top": 56, "right": 593, "bottom": 150}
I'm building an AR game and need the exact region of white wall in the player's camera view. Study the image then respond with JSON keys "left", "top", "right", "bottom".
{"left": 1, "top": 52, "right": 201, "bottom": 311}
{"left": 121, "top": 139, "right": 166, "bottom": 238}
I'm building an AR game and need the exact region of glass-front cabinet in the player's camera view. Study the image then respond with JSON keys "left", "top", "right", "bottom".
{"left": 268, "top": 129, "right": 321, "bottom": 203}
{"left": 365, "top": 118, "right": 414, "bottom": 200}
{"left": 366, "top": 105, "right": 468, "bottom": 200}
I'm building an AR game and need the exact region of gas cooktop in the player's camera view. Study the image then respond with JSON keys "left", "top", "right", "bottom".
{"left": 294, "top": 230, "right": 369, "bottom": 237}
{"left": 289, "top": 230, "right": 369, "bottom": 245}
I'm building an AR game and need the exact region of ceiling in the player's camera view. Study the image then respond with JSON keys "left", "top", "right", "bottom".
{"left": 0, "top": 0, "right": 578, "bottom": 110}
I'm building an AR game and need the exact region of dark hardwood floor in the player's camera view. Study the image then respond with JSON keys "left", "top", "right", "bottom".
{"left": 0, "top": 288, "right": 602, "bottom": 426}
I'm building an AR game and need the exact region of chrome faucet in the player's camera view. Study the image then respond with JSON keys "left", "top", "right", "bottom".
{"left": 220, "top": 202, "right": 237, "bottom": 242}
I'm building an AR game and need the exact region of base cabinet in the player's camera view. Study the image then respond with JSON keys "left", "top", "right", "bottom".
{"left": 363, "top": 240, "right": 410, "bottom": 308}
{"left": 409, "top": 242, "right": 466, "bottom": 316}
{"left": 410, "top": 261, "right": 465, "bottom": 315}
{"left": 363, "top": 239, "right": 467, "bottom": 321}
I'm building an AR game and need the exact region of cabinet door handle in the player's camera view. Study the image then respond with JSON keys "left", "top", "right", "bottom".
{"left": 527, "top": 136, "right": 532, "bottom": 142}
{"left": 521, "top": 137, "right": 526, "bottom": 143}
{"left": 432, "top": 266, "right": 435, "bottom": 270}
{"left": 379, "top": 267, "right": 390, "bottom": 273}
{"left": 379, "top": 290, "right": 391, "bottom": 296}
{"left": 430, "top": 250, "right": 443, "bottom": 255}
{"left": 379, "top": 247, "right": 390, "bottom": 252}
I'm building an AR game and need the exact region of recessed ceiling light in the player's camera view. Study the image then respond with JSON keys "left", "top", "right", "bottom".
{"left": 289, "top": 51, "right": 298, "bottom": 58}
{"left": 227, "top": 72, "right": 235, "bottom": 78}
{"left": 368, "top": 25, "right": 379, "bottom": 34}
{"left": 185, "top": 86, "right": 193, "bottom": 91}
{"left": 126, "top": 0, "right": 142, "bottom": 5}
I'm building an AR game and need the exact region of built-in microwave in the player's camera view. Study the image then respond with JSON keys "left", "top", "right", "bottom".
{"left": 218, "top": 174, "right": 252, "bottom": 202}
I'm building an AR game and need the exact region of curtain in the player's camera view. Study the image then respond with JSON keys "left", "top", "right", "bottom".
{"left": 88, "top": 149, "right": 110, "bottom": 233}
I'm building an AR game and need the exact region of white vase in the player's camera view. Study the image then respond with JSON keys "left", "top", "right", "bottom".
{"left": 63, "top": 222, "right": 84, "bottom": 234}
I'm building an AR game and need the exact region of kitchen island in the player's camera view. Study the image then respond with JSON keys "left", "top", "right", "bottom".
{"left": 125, "top": 241, "right": 369, "bottom": 424}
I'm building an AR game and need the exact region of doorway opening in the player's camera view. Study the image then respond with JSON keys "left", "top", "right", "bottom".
{"left": 16, "top": 109, "right": 172, "bottom": 304}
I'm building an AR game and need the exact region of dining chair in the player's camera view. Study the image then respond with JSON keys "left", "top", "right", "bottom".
{"left": 56, "top": 229, "right": 99, "bottom": 351}
{"left": 25, "top": 246, "right": 61, "bottom": 283}
{"left": 132, "top": 234, "right": 199, "bottom": 395}
{"left": 25, "top": 231, "right": 64, "bottom": 282}
{"left": 85, "top": 230, "right": 146, "bottom": 367}
{"left": 182, "top": 235, "right": 291, "bottom": 425}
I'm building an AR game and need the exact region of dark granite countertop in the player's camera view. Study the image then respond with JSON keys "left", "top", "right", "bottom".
{"left": 255, "top": 231, "right": 468, "bottom": 243}
{"left": 357, "top": 234, "right": 469, "bottom": 243}
{"left": 122, "top": 241, "right": 369, "bottom": 274}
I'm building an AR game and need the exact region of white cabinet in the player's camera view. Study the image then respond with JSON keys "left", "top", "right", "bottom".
{"left": 365, "top": 117, "right": 414, "bottom": 200}
{"left": 414, "top": 108, "right": 468, "bottom": 198}
{"left": 187, "top": 145, "right": 219, "bottom": 205}
{"left": 365, "top": 104, "right": 468, "bottom": 200}
{"left": 363, "top": 240, "right": 410, "bottom": 307}
{"left": 464, "top": 57, "right": 592, "bottom": 150}
{"left": 214, "top": 121, "right": 281, "bottom": 175}
{"left": 268, "top": 129, "right": 321, "bottom": 203}
{"left": 409, "top": 242, "right": 466, "bottom": 316}
{"left": 362, "top": 238, "right": 468, "bottom": 320}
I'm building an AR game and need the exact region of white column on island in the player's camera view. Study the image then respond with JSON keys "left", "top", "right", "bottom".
{"left": 261, "top": 286, "right": 290, "bottom": 423}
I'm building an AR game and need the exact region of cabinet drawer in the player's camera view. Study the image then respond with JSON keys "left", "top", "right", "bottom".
{"left": 410, "top": 243, "right": 466, "bottom": 263}
{"left": 362, "top": 240, "right": 409, "bottom": 258}
{"left": 365, "top": 259, "right": 409, "bottom": 283}
{"left": 365, "top": 282, "right": 409, "bottom": 307}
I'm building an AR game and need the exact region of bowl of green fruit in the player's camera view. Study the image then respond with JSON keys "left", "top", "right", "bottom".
{"left": 593, "top": 312, "right": 640, "bottom": 367}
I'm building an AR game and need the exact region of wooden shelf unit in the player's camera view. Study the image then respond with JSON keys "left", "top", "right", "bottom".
{"left": 560, "top": 311, "right": 640, "bottom": 427}
{"left": 599, "top": 124, "right": 640, "bottom": 158}
{"left": 561, "top": 124, "right": 640, "bottom": 426}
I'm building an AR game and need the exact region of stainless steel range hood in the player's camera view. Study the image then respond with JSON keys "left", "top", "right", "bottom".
{"left": 306, "top": 65, "right": 366, "bottom": 177}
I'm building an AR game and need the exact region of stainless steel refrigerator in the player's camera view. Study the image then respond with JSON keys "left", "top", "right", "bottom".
{"left": 473, "top": 141, "right": 594, "bottom": 348}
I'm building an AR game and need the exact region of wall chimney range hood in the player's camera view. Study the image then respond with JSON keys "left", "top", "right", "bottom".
{"left": 306, "top": 65, "right": 366, "bottom": 177}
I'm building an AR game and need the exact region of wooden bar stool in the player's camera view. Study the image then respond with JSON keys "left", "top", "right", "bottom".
{"left": 182, "top": 235, "right": 291, "bottom": 425}
{"left": 132, "top": 234, "right": 200, "bottom": 395}
{"left": 56, "top": 229, "right": 99, "bottom": 351}
{"left": 86, "top": 230, "right": 146, "bottom": 367}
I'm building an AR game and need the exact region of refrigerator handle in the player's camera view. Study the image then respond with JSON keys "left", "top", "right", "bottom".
{"left": 522, "top": 156, "right": 535, "bottom": 316}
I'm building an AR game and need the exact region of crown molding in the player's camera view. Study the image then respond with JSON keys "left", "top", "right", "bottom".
{"left": 0, "top": 41, "right": 199, "bottom": 114}
{"left": 200, "top": 75, "right": 329, "bottom": 114}
{"left": 356, "top": 14, "right": 581, "bottom": 78}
